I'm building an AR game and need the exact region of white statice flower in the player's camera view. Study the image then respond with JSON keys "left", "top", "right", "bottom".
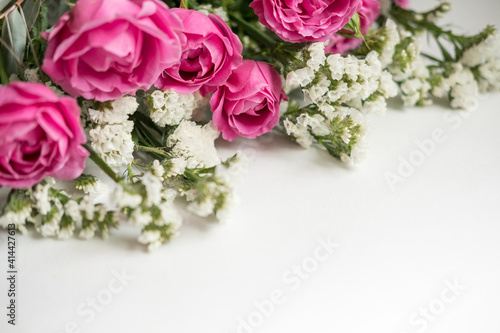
{"left": 35, "top": 201, "right": 64, "bottom": 237}
{"left": 378, "top": 71, "right": 399, "bottom": 98}
{"left": 286, "top": 67, "right": 315, "bottom": 88}
{"left": 89, "top": 122, "right": 135, "bottom": 169}
{"left": 283, "top": 118, "right": 314, "bottom": 148}
{"left": 157, "top": 203, "right": 183, "bottom": 230}
{"left": 138, "top": 230, "right": 162, "bottom": 252}
{"left": 430, "top": 73, "right": 451, "bottom": 98}
{"left": 323, "top": 52, "right": 384, "bottom": 106}
{"left": 378, "top": 19, "right": 401, "bottom": 68}
{"left": 363, "top": 95, "right": 387, "bottom": 115}
{"left": 397, "top": 58, "right": 432, "bottom": 106}
{"left": 390, "top": 37, "right": 420, "bottom": 81}
{"left": 142, "top": 172, "right": 163, "bottom": 207}
{"left": 151, "top": 160, "right": 165, "bottom": 179}
{"left": 74, "top": 175, "right": 107, "bottom": 196}
{"left": 448, "top": 63, "right": 479, "bottom": 110}
{"left": 79, "top": 196, "right": 95, "bottom": 220}
{"left": 167, "top": 120, "right": 221, "bottom": 168}
{"left": 187, "top": 198, "right": 216, "bottom": 217}
{"left": 296, "top": 113, "right": 331, "bottom": 137}
{"left": 0, "top": 205, "right": 31, "bottom": 228}
{"left": 215, "top": 190, "right": 239, "bottom": 223}
{"left": 58, "top": 225, "right": 75, "bottom": 240}
{"left": 148, "top": 89, "right": 196, "bottom": 127}
{"left": 340, "top": 139, "right": 368, "bottom": 164}
{"left": 306, "top": 42, "right": 326, "bottom": 71}
{"left": 165, "top": 157, "right": 187, "bottom": 177}
{"left": 111, "top": 185, "right": 143, "bottom": 209}
{"left": 32, "top": 183, "right": 51, "bottom": 215}
{"left": 327, "top": 54, "right": 345, "bottom": 81}
{"left": 460, "top": 30, "right": 500, "bottom": 67}
{"left": 337, "top": 106, "right": 368, "bottom": 164}
{"left": 477, "top": 57, "right": 500, "bottom": 92}
{"left": 64, "top": 200, "right": 82, "bottom": 224}
{"left": 130, "top": 208, "right": 153, "bottom": 227}
{"left": 80, "top": 223, "right": 97, "bottom": 240}
{"left": 303, "top": 75, "right": 330, "bottom": 104}
{"left": 89, "top": 96, "right": 138, "bottom": 125}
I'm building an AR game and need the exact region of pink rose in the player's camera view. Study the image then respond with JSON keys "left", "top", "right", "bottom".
{"left": 394, "top": 0, "right": 409, "bottom": 8}
{"left": 250, "top": 0, "right": 361, "bottom": 43}
{"left": 326, "top": 0, "right": 381, "bottom": 54}
{"left": 42, "top": 0, "right": 184, "bottom": 102}
{"left": 210, "top": 60, "right": 287, "bottom": 141}
{"left": 155, "top": 9, "right": 243, "bottom": 96}
{"left": 0, "top": 82, "right": 89, "bottom": 188}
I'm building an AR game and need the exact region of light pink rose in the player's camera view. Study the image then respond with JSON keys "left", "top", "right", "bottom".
{"left": 155, "top": 9, "right": 243, "bottom": 96}
{"left": 210, "top": 60, "right": 287, "bottom": 141}
{"left": 0, "top": 82, "right": 89, "bottom": 188}
{"left": 394, "top": 0, "right": 409, "bottom": 8}
{"left": 250, "top": 0, "right": 361, "bottom": 43}
{"left": 326, "top": 0, "right": 381, "bottom": 54}
{"left": 42, "top": 0, "right": 184, "bottom": 102}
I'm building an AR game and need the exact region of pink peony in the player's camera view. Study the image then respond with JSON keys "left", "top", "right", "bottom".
{"left": 250, "top": 0, "right": 361, "bottom": 43}
{"left": 210, "top": 60, "right": 287, "bottom": 141}
{"left": 0, "top": 82, "right": 89, "bottom": 188}
{"left": 326, "top": 0, "right": 381, "bottom": 54}
{"left": 155, "top": 9, "right": 243, "bottom": 96}
{"left": 41, "top": 0, "right": 184, "bottom": 102}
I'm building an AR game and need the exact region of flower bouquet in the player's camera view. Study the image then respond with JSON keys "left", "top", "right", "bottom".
{"left": 0, "top": 0, "right": 499, "bottom": 250}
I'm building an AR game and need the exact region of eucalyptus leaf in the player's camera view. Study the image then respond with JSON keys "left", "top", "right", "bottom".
{"left": 0, "top": 0, "right": 15, "bottom": 14}
{"left": 1, "top": 7, "right": 27, "bottom": 75}
{"left": 21, "top": 0, "right": 41, "bottom": 31}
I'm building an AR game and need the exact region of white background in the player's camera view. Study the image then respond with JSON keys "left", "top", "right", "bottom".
{"left": 1, "top": 0, "right": 500, "bottom": 332}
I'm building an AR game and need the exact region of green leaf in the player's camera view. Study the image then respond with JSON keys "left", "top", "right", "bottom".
{"left": 0, "top": 0, "right": 16, "bottom": 14}
{"left": 1, "top": 7, "right": 27, "bottom": 75}
{"left": 21, "top": 0, "right": 41, "bottom": 31}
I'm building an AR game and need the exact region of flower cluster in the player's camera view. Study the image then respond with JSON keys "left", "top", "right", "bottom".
{"left": 1, "top": 0, "right": 499, "bottom": 250}
{"left": 282, "top": 43, "right": 397, "bottom": 162}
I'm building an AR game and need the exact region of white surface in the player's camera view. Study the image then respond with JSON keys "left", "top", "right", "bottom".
{"left": 1, "top": 1, "right": 500, "bottom": 332}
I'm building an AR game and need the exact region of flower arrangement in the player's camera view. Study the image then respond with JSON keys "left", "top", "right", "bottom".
{"left": 0, "top": 0, "right": 498, "bottom": 250}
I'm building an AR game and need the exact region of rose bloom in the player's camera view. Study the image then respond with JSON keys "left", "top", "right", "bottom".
{"left": 394, "top": 0, "right": 409, "bottom": 8}
{"left": 250, "top": 0, "right": 361, "bottom": 43}
{"left": 326, "top": 0, "right": 381, "bottom": 54}
{"left": 210, "top": 60, "right": 287, "bottom": 141}
{"left": 42, "top": 0, "right": 184, "bottom": 102}
{"left": 0, "top": 82, "right": 89, "bottom": 188}
{"left": 155, "top": 9, "right": 243, "bottom": 96}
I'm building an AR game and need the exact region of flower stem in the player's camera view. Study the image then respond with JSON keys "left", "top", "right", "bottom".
{"left": 135, "top": 145, "right": 169, "bottom": 157}
{"left": 228, "top": 13, "right": 277, "bottom": 50}
{"left": 83, "top": 143, "right": 121, "bottom": 183}
{"left": 0, "top": 48, "right": 9, "bottom": 84}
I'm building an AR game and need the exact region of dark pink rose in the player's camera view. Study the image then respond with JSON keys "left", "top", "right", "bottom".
{"left": 42, "top": 0, "right": 184, "bottom": 102}
{"left": 394, "top": 0, "right": 409, "bottom": 8}
{"left": 0, "top": 82, "right": 89, "bottom": 188}
{"left": 250, "top": 0, "right": 361, "bottom": 43}
{"left": 210, "top": 60, "right": 287, "bottom": 141}
{"left": 155, "top": 9, "right": 243, "bottom": 96}
{"left": 326, "top": 0, "right": 380, "bottom": 54}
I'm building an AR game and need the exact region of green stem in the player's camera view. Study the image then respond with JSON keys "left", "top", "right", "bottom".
{"left": 135, "top": 145, "right": 169, "bottom": 157}
{"left": 0, "top": 48, "right": 9, "bottom": 84}
{"left": 83, "top": 143, "right": 121, "bottom": 183}
{"left": 229, "top": 13, "right": 277, "bottom": 50}
{"left": 134, "top": 111, "right": 164, "bottom": 135}
{"left": 134, "top": 119, "right": 163, "bottom": 147}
